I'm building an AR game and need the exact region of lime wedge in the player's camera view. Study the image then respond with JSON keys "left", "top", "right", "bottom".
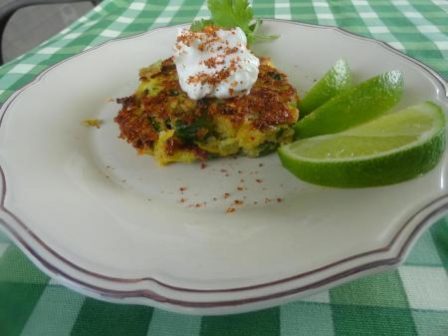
{"left": 298, "top": 59, "right": 352, "bottom": 116}
{"left": 295, "top": 70, "right": 404, "bottom": 139}
{"left": 279, "top": 101, "right": 446, "bottom": 187}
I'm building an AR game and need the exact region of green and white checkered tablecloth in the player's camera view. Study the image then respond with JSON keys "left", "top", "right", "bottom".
{"left": 1, "top": 0, "right": 448, "bottom": 335}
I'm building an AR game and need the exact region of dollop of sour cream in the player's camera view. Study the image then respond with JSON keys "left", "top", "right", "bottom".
{"left": 173, "top": 26, "right": 260, "bottom": 100}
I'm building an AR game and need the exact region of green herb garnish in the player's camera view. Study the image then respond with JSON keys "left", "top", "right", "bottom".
{"left": 190, "top": 19, "right": 215, "bottom": 32}
{"left": 191, "top": 0, "right": 278, "bottom": 45}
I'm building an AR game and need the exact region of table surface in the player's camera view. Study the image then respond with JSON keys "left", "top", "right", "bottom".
{"left": 1, "top": 0, "right": 448, "bottom": 335}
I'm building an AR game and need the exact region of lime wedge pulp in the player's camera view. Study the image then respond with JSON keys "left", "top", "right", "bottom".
{"left": 295, "top": 70, "right": 404, "bottom": 139}
{"left": 298, "top": 59, "right": 352, "bottom": 116}
{"left": 279, "top": 101, "right": 446, "bottom": 187}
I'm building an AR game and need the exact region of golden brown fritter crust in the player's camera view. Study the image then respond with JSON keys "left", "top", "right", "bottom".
{"left": 114, "top": 57, "right": 299, "bottom": 162}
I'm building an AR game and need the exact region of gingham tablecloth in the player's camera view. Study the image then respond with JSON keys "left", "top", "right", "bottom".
{"left": 1, "top": 0, "right": 448, "bottom": 335}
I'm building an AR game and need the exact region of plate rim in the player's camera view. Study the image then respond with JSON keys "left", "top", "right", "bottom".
{"left": 1, "top": 19, "right": 448, "bottom": 311}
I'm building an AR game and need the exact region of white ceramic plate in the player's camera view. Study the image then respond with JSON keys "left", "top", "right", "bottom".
{"left": 1, "top": 20, "right": 448, "bottom": 315}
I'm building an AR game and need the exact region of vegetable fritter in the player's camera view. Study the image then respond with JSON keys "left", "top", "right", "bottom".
{"left": 114, "top": 57, "right": 299, "bottom": 164}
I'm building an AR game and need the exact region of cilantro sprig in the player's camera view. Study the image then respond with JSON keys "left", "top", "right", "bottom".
{"left": 190, "top": 19, "right": 215, "bottom": 32}
{"left": 190, "top": 0, "right": 278, "bottom": 45}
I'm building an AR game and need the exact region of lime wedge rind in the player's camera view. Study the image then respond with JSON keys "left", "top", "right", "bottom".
{"left": 281, "top": 125, "right": 443, "bottom": 165}
{"left": 279, "top": 132, "right": 444, "bottom": 188}
{"left": 279, "top": 101, "right": 446, "bottom": 188}
{"left": 295, "top": 70, "right": 404, "bottom": 139}
{"left": 287, "top": 102, "right": 444, "bottom": 163}
{"left": 298, "top": 59, "right": 352, "bottom": 116}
